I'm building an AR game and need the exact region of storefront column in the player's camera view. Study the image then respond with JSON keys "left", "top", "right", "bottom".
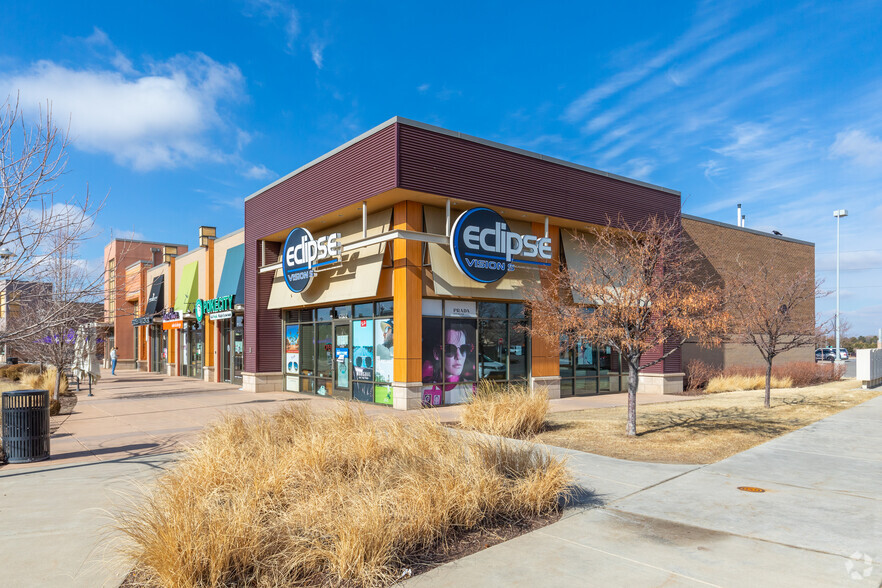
{"left": 392, "top": 201, "right": 423, "bottom": 410}
{"left": 530, "top": 221, "right": 562, "bottom": 399}
{"left": 203, "top": 237, "right": 216, "bottom": 382}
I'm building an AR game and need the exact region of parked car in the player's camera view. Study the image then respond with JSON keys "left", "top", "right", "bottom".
{"left": 835, "top": 347, "right": 849, "bottom": 360}
{"left": 478, "top": 354, "right": 506, "bottom": 378}
{"left": 815, "top": 348, "right": 837, "bottom": 362}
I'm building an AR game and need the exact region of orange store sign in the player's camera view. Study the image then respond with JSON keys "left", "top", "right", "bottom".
{"left": 163, "top": 320, "right": 183, "bottom": 330}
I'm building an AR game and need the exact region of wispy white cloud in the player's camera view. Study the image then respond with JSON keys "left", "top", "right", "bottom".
{"left": 830, "top": 129, "right": 882, "bottom": 168}
{"left": 309, "top": 39, "right": 325, "bottom": 69}
{"left": 243, "top": 0, "right": 301, "bottom": 49}
{"left": 242, "top": 163, "right": 275, "bottom": 180}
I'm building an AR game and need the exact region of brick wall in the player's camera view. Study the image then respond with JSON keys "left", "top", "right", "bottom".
{"left": 681, "top": 216, "right": 815, "bottom": 368}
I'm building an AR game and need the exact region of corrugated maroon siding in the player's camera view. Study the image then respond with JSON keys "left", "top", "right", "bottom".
{"left": 243, "top": 124, "right": 398, "bottom": 373}
{"left": 397, "top": 124, "right": 680, "bottom": 228}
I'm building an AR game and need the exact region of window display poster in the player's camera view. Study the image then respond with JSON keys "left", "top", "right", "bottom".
{"left": 375, "top": 318, "right": 393, "bottom": 383}
{"left": 353, "top": 381, "right": 373, "bottom": 402}
{"left": 285, "top": 325, "right": 300, "bottom": 374}
{"left": 374, "top": 384, "right": 393, "bottom": 405}
{"left": 422, "top": 384, "right": 442, "bottom": 407}
{"left": 286, "top": 375, "right": 299, "bottom": 392}
{"left": 353, "top": 319, "right": 374, "bottom": 381}
{"left": 422, "top": 318, "right": 443, "bottom": 383}
{"left": 286, "top": 325, "right": 300, "bottom": 353}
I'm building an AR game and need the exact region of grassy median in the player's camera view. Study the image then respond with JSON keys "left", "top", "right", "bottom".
{"left": 534, "top": 380, "right": 880, "bottom": 464}
{"left": 116, "top": 404, "right": 570, "bottom": 588}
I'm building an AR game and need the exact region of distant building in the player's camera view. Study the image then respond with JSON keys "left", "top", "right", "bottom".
{"left": 0, "top": 279, "right": 53, "bottom": 362}
{"left": 104, "top": 239, "right": 188, "bottom": 370}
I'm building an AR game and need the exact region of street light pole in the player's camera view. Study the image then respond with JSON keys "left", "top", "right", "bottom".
{"left": 834, "top": 209, "right": 848, "bottom": 362}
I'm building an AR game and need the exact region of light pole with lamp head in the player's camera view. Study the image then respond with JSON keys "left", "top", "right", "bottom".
{"left": 833, "top": 209, "right": 848, "bottom": 362}
{"left": 0, "top": 246, "right": 13, "bottom": 362}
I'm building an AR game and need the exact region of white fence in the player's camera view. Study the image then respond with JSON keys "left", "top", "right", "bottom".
{"left": 856, "top": 348, "right": 882, "bottom": 389}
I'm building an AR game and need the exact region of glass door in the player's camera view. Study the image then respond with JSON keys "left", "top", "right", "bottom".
{"left": 221, "top": 320, "right": 231, "bottom": 383}
{"left": 232, "top": 316, "right": 244, "bottom": 385}
{"left": 333, "top": 321, "right": 351, "bottom": 399}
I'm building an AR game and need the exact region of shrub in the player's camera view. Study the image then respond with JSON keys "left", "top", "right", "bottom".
{"left": 684, "top": 360, "right": 721, "bottom": 392}
{"left": 460, "top": 381, "right": 550, "bottom": 439}
{"left": 17, "top": 367, "right": 68, "bottom": 395}
{"left": 116, "top": 405, "right": 570, "bottom": 588}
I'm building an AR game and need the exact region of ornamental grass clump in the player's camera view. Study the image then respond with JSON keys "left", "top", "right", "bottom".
{"left": 116, "top": 405, "right": 569, "bottom": 588}
{"left": 460, "top": 381, "right": 549, "bottom": 439}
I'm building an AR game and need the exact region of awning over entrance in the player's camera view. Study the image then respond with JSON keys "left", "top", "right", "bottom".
{"left": 145, "top": 275, "right": 165, "bottom": 316}
{"left": 216, "top": 244, "right": 245, "bottom": 303}
{"left": 174, "top": 261, "right": 199, "bottom": 312}
{"left": 560, "top": 229, "right": 595, "bottom": 304}
{"left": 424, "top": 205, "right": 541, "bottom": 300}
{"left": 268, "top": 209, "right": 392, "bottom": 309}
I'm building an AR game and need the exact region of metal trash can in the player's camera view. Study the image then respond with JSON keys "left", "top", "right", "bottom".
{"left": 1, "top": 390, "right": 50, "bottom": 463}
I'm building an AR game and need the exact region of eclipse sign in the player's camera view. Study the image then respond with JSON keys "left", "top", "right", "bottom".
{"left": 282, "top": 227, "right": 342, "bottom": 293}
{"left": 450, "top": 207, "right": 552, "bottom": 283}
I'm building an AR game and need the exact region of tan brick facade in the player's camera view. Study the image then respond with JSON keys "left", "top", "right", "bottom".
{"left": 681, "top": 215, "right": 815, "bottom": 368}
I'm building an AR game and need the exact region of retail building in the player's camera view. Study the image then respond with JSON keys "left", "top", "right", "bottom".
{"left": 104, "top": 239, "right": 188, "bottom": 370}
{"left": 124, "top": 227, "right": 245, "bottom": 384}
{"left": 240, "top": 117, "right": 814, "bottom": 409}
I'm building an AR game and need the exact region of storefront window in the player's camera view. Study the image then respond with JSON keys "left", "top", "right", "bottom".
{"left": 375, "top": 300, "right": 393, "bottom": 317}
{"left": 316, "top": 322, "right": 333, "bottom": 378}
{"left": 316, "top": 307, "right": 333, "bottom": 322}
{"left": 509, "top": 320, "right": 529, "bottom": 381}
{"left": 478, "top": 302, "right": 506, "bottom": 318}
{"left": 300, "top": 324, "right": 315, "bottom": 376}
{"left": 334, "top": 305, "right": 352, "bottom": 319}
{"left": 478, "top": 319, "right": 507, "bottom": 381}
{"left": 421, "top": 301, "right": 527, "bottom": 406}
{"left": 354, "top": 303, "right": 373, "bottom": 318}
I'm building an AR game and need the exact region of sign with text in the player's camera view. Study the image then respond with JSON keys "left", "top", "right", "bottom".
{"left": 282, "top": 227, "right": 342, "bottom": 293}
{"left": 449, "top": 207, "right": 551, "bottom": 283}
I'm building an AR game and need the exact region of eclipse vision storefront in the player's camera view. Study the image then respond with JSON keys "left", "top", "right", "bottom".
{"left": 243, "top": 117, "right": 686, "bottom": 408}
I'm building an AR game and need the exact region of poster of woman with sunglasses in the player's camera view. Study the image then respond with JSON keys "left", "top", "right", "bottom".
{"left": 422, "top": 318, "right": 477, "bottom": 405}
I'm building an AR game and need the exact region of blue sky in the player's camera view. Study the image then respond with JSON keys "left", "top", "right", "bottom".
{"left": 2, "top": 0, "right": 882, "bottom": 333}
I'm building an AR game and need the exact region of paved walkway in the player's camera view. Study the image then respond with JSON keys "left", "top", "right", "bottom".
{"left": 409, "top": 395, "right": 882, "bottom": 587}
{"left": 0, "top": 370, "right": 693, "bottom": 586}
{"left": 3, "top": 370, "right": 693, "bottom": 470}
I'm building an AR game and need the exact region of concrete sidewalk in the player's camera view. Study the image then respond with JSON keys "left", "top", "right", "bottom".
{"left": 0, "top": 370, "right": 694, "bottom": 586}
{"left": 4, "top": 369, "right": 693, "bottom": 470}
{"left": 409, "top": 395, "right": 882, "bottom": 587}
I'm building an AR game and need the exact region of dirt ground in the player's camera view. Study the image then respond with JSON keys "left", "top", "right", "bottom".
{"left": 534, "top": 380, "right": 880, "bottom": 464}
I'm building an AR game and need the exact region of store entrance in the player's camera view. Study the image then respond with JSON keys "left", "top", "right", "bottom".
{"left": 333, "top": 321, "right": 350, "bottom": 398}
{"left": 150, "top": 325, "right": 162, "bottom": 372}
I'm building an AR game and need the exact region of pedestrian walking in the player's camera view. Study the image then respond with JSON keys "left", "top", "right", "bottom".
{"left": 110, "top": 346, "right": 118, "bottom": 375}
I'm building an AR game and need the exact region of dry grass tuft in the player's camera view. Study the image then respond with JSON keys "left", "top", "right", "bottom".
{"left": 705, "top": 374, "right": 793, "bottom": 394}
{"left": 13, "top": 366, "right": 68, "bottom": 395}
{"left": 536, "top": 380, "right": 880, "bottom": 464}
{"left": 460, "top": 381, "right": 549, "bottom": 439}
{"left": 116, "top": 405, "right": 570, "bottom": 588}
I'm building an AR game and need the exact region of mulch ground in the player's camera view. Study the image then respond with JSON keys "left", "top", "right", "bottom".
{"left": 119, "top": 510, "right": 562, "bottom": 587}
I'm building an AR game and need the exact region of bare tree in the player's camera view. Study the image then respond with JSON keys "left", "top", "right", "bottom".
{"left": 527, "top": 215, "right": 728, "bottom": 436}
{"left": 724, "top": 260, "right": 828, "bottom": 408}
{"left": 12, "top": 226, "right": 104, "bottom": 400}
{"left": 0, "top": 95, "right": 102, "bottom": 345}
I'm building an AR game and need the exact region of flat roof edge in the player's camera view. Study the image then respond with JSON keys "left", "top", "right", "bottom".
{"left": 244, "top": 116, "right": 681, "bottom": 204}
{"left": 681, "top": 214, "right": 815, "bottom": 246}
